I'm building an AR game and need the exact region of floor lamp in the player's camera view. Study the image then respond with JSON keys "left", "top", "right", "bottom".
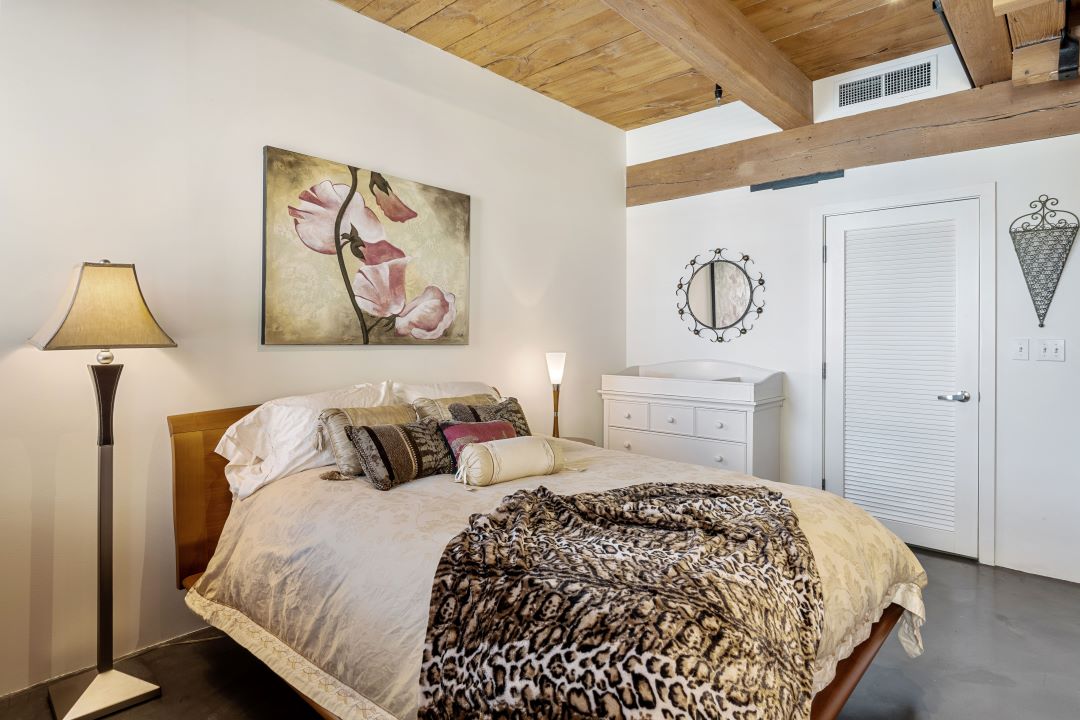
{"left": 546, "top": 352, "right": 566, "bottom": 438}
{"left": 31, "top": 261, "right": 175, "bottom": 720}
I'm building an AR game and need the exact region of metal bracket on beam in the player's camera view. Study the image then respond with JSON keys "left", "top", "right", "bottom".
{"left": 750, "top": 170, "right": 844, "bottom": 192}
{"left": 1062, "top": 38, "right": 1079, "bottom": 79}
{"left": 1062, "top": 1, "right": 1079, "bottom": 80}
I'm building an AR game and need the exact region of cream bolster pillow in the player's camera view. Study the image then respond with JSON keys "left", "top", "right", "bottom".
{"left": 455, "top": 437, "right": 564, "bottom": 487}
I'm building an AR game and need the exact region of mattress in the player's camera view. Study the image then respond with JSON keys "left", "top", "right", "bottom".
{"left": 188, "top": 440, "right": 926, "bottom": 720}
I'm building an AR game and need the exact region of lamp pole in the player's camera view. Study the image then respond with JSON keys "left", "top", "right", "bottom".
{"left": 89, "top": 361, "right": 122, "bottom": 674}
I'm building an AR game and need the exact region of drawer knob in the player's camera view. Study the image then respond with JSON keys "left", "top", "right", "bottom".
{"left": 666, "top": 416, "right": 676, "bottom": 423}
{"left": 715, "top": 421, "right": 724, "bottom": 429}
{"left": 624, "top": 412, "right": 632, "bottom": 419}
{"left": 714, "top": 455, "right": 725, "bottom": 463}
{"left": 623, "top": 442, "right": 632, "bottom": 450}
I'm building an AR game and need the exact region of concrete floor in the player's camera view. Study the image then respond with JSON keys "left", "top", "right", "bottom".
{"left": 3, "top": 551, "right": 1078, "bottom": 719}
{"left": 840, "top": 550, "right": 1080, "bottom": 719}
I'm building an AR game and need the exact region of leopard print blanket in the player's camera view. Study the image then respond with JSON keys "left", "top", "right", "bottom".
{"left": 418, "top": 482, "right": 825, "bottom": 720}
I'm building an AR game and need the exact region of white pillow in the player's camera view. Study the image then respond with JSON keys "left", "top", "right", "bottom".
{"left": 217, "top": 381, "right": 393, "bottom": 498}
{"left": 455, "top": 436, "right": 564, "bottom": 488}
{"left": 392, "top": 381, "right": 500, "bottom": 404}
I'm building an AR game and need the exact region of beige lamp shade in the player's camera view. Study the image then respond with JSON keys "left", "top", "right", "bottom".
{"left": 30, "top": 262, "right": 176, "bottom": 351}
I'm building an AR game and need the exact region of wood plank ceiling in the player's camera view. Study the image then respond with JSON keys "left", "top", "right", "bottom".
{"left": 336, "top": 0, "right": 948, "bottom": 129}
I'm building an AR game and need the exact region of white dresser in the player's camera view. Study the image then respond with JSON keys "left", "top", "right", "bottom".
{"left": 599, "top": 360, "right": 783, "bottom": 481}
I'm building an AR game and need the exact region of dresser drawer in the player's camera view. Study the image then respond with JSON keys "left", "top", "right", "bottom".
{"left": 608, "top": 428, "right": 746, "bottom": 474}
{"left": 648, "top": 403, "right": 695, "bottom": 435}
{"left": 694, "top": 408, "right": 747, "bottom": 442}
{"left": 608, "top": 400, "right": 648, "bottom": 430}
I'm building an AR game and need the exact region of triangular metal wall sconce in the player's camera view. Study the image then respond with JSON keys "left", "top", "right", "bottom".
{"left": 1009, "top": 195, "right": 1078, "bottom": 327}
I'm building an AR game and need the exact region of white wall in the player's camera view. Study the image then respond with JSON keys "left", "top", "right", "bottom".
{"left": 626, "top": 101, "right": 779, "bottom": 165}
{"left": 0, "top": 0, "right": 626, "bottom": 695}
{"left": 627, "top": 134, "right": 1080, "bottom": 584}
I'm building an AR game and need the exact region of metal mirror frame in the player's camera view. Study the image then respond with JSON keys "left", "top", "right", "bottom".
{"left": 676, "top": 248, "right": 765, "bottom": 343}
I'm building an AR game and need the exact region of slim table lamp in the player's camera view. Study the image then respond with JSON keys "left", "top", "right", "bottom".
{"left": 31, "top": 261, "right": 175, "bottom": 720}
{"left": 546, "top": 352, "right": 566, "bottom": 438}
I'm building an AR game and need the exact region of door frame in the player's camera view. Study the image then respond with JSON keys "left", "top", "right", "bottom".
{"left": 818, "top": 184, "right": 997, "bottom": 564}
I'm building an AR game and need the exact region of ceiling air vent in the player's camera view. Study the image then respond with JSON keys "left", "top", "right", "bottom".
{"left": 838, "top": 60, "right": 934, "bottom": 108}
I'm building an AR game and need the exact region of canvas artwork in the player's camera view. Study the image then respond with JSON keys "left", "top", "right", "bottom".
{"left": 262, "top": 146, "right": 470, "bottom": 345}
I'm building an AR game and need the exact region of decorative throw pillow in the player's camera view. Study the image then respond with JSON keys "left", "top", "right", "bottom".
{"left": 440, "top": 420, "right": 516, "bottom": 466}
{"left": 344, "top": 417, "right": 453, "bottom": 490}
{"left": 318, "top": 404, "right": 418, "bottom": 477}
{"left": 414, "top": 394, "right": 498, "bottom": 423}
{"left": 455, "top": 436, "right": 564, "bottom": 488}
{"left": 449, "top": 397, "right": 531, "bottom": 437}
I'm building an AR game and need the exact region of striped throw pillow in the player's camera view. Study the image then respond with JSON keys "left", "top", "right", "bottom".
{"left": 344, "top": 417, "right": 453, "bottom": 490}
{"left": 318, "top": 404, "right": 419, "bottom": 477}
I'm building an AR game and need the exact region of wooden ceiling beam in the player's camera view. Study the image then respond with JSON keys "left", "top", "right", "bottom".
{"left": 1006, "top": 0, "right": 1069, "bottom": 86}
{"left": 1006, "top": 0, "right": 1067, "bottom": 48}
{"left": 939, "top": 0, "right": 1014, "bottom": 86}
{"left": 627, "top": 78, "right": 1080, "bottom": 206}
{"left": 1012, "top": 39, "right": 1063, "bottom": 83}
{"left": 597, "top": 0, "right": 813, "bottom": 129}
{"left": 992, "top": 0, "right": 1048, "bottom": 16}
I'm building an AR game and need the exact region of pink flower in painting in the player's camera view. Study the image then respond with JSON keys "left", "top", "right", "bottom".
{"left": 352, "top": 239, "right": 409, "bottom": 317}
{"left": 361, "top": 238, "right": 406, "bottom": 265}
{"left": 290, "top": 168, "right": 458, "bottom": 344}
{"left": 370, "top": 172, "right": 417, "bottom": 222}
{"left": 395, "top": 285, "right": 456, "bottom": 340}
{"left": 288, "top": 180, "right": 386, "bottom": 253}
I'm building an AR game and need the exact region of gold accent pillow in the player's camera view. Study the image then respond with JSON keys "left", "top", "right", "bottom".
{"left": 412, "top": 393, "right": 498, "bottom": 423}
{"left": 318, "top": 404, "right": 418, "bottom": 476}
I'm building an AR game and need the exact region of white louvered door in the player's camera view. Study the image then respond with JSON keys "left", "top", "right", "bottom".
{"left": 825, "top": 199, "right": 979, "bottom": 557}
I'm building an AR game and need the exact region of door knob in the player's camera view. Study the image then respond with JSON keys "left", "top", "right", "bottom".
{"left": 936, "top": 391, "right": 971, "bottom": 402}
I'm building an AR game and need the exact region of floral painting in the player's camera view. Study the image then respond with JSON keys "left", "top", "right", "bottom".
{"left": 262, "top": 146, "right": 470, "bottom": 345}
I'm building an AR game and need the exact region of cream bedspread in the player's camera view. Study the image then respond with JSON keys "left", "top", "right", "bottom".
{"left": 188, "top": 441, "right": 926, "bottom": 720}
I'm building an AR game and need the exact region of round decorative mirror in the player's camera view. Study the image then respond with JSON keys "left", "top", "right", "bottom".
{"left": 676, "top": 249, "right": 764, "bottom": 342}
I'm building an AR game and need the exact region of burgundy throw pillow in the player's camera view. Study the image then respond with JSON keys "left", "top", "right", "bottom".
{"left": 440, "top": 420, "right": 516, "bottom": 465}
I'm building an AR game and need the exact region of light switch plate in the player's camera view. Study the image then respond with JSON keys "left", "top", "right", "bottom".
{"left": 1035, "top": 338, "right": 1065, "bottom": 362}
{"left": 1011, "top": 338, "right": 1029, "bottom": 360}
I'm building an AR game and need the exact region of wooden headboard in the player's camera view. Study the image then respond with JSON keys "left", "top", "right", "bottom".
{"left": 168, "top": 405, "right": 258, "bottom": 590}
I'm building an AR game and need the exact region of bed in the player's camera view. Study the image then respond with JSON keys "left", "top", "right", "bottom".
{"left": 169, "top": 405, "right": 926, "bottom": 720}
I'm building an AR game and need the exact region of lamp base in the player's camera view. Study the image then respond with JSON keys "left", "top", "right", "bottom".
{"left": 48, "top": 668, "right": 160, "bottom": 720}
